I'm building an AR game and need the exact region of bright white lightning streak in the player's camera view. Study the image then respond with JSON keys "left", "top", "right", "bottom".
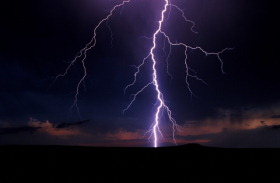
{"left": 124, "top": 0, "right": 231, "bottom": 147}
{"left": 150, "top": 0, "right": 175, "bottom": 148}
{"left": 124, "top": 0, "right": 179, "bottom": 148}
{"left": 54, "top": 0, "right": 131, "bottom": 115}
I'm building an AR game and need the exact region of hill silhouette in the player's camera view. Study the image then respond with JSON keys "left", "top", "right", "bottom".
{"left": 1, "top": 144, "right": 279, "bottom": 182}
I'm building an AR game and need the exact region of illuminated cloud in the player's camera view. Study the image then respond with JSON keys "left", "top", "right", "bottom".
{"left": 28, "top": 118, "right": 84, "bottom": 137}
{"left": 178, "top": 105, "right": 280, "bottom": 137}
{"left": 105, "top": 128, "right": 144, "bottom": 141}
{"left": 1, "top": 104, "right": 279, "bottom": 147}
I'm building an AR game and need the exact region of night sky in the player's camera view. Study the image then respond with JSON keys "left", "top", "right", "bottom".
{"left": 0, "top": 0, "right": 279, "bottom": 147}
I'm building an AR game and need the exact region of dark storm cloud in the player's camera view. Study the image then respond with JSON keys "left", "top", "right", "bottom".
{"left": 173, "top": 103, "right": 280, "bottom": 147}
{"left": 270, "top": 115, "right": 280, "bottom": 119}
{"left": 55, "top": 120, "right": 90, "bottom": 128}
{"left": 0, "top": 120, "right": 90, "bottom": 136}
{"left": 0, "top": 126, "right": 40, "bottom": 135}
{"left": 173, "top": 124, "right": 280, "bottom": 148}
{"left": 0, "top": 118, "right": 149, "bottom": 146}
{"left": 270, "top": 125, "right": 280, "bottom": 130}
{"left": 206, "top": 125, "right": 280, "bottom": 148}
{"left": 260, "top": 121, "right": 267, "bottom": 126}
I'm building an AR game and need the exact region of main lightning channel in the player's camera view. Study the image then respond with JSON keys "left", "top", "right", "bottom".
{"left": 150, "top": 0, "right": 173, "bottom": 148}
{"left": 124, "top": 0, "right": 180, "bottom": 148}
{"left": 124, "top": 0, "right": 231, "bottom": 147}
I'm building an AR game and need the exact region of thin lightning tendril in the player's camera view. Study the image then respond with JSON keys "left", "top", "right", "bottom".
{"left": 54, "top": 0, "right": 131, "bottom": 115}
{"left": 55, "top": 0, "right": 231, "bottom": 147}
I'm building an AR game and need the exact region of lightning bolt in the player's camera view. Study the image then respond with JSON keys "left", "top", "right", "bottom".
{"left": 54, "top": 0, "right": 231, "bottom": 147}
{"left": 124, "top": 0, "right": 231, "bottom": 147}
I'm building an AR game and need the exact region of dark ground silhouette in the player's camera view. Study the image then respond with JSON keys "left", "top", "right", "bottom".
{"left": 1, "top": 144, "right": 279, "bottom": 182}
